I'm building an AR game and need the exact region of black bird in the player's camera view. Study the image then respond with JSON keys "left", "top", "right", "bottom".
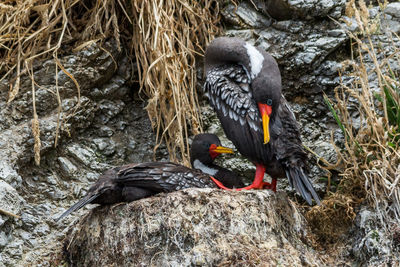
{"left": 55, "top": 134, "right": 244, "bottom": 221}
{"left": 204, "top": 37, "right": 321, "bottom": 205}
{"left": 190, "top": 133, "right": 244, "bottom": 188}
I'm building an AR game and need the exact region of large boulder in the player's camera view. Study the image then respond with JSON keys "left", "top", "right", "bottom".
{"left": 64, "top": 189, "right": 324, "bottom": 266}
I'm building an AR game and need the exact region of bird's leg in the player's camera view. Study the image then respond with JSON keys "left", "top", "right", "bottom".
{"left": 262, "top": 178, "right": 277, "bottom": 192}
{"left": 209, "top": 176, "right": 231, "bottom": 190}
{"left": 210, "top": 165, "right": 277, "bottom": 192}
{"left": 251, "top": 163, "right": 266, "bottom": 189}
{"left": 211, "top": 164, "right": 267, "bottom": 191}
{"left": 233, "top": 164, "right": 266, "bottom": 191}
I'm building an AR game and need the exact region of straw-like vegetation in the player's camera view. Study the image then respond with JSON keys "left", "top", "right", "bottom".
{"left": 0, "top": 0, "right": 219, "bottom": 165}
{"left": 307, "top": 0, "right": 400, "bottom": 244}
{"left": 129, "top": 0, "right": 220, "bottom": 165}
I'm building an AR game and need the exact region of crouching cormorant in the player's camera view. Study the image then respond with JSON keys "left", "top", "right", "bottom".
{"left": 55, "top": 134, "right": 244, "bottom": 221}
{"left": 204, "top": 37, "right": 321, "bottom": 205}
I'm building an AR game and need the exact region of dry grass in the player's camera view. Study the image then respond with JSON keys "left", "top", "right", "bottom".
{"left": 129, "top": 0, "right": 220, "bottom": 164}
{"left": 308, "top": 0, "right": 400, "bottom": 243}
{"left": 0, "top": 0, "right": 219, "bottom": 165}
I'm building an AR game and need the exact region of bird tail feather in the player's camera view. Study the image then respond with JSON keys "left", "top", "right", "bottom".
{"left": 286, "top": 168, "right": 321, "bottom": 205}
{"left": 55, "top": 193, "right": 100, "bottom": 222}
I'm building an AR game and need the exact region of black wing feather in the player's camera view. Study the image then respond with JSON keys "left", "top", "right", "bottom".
{"left": 116, "top": 162, "right": 216, "bottom": 191}
{"left": 55, "top": 193, "right": 101, "bottom": 222}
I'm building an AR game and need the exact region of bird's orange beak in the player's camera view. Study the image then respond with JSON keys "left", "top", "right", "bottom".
{"left": 209, "top": 143, "right": 234, "bottom": 160}
{"left": 258, "top": 103, "right": 272, "bottom": 144}
{"left": 210, "top": 144, "right": 234, "bottom": 154}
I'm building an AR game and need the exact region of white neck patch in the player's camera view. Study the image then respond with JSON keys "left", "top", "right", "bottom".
{"left": 193, "top": 159, "right": 218, "bottom": 176}
{"left": 244, "top": 42, "right": 264, "bottom": 79}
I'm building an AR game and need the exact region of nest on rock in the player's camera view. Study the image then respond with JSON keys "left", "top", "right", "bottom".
{"left": 61, "top": 189, "right": 326, "bottom": 266}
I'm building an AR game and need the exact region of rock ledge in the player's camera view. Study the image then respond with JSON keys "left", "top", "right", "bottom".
{"left": 65, "top": 189, "right": 324, "bottom": 266}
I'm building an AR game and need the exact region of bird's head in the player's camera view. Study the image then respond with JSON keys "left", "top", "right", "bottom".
{"left": 250, "top": 50, "right": 282, "bottom": 145}
{"left": 190, "top": 133, "right": 234, "bottom": 166}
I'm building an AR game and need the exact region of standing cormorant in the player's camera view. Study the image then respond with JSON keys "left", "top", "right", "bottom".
{"left": 204, "top": 37, "right": 320, "bottom": 205}
{"left": 55, "top": 134, "right": 244, "bottom": 221}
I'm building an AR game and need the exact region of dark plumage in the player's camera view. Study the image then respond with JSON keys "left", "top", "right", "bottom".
{"left": 204, "top": 37, "right": 321, "bottom": 205}
{"left": 191, "top": 133, "right": 244, "bottom": 187}
{"left": 56, "top": 134, "right": 243, "bottom": 221}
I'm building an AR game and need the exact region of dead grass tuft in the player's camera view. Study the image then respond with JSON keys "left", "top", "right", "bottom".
{"left": 309, "top": 0, "right": 400, "bottom": 243}
{"left": 1, "top": 0, "right": 219, "bottom": 165}
{"left": 307, "top": 193, "right": 357, "bottom": 243}
{"left": 129, "top": 0, "right": 220, "bottom": 164}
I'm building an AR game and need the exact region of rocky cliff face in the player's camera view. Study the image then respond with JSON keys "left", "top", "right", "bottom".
{"left": 1, "top": 1, "right": 400, "bottom": 266}
{"left": 0, "top": 41, "right": 168, "bottom": 266}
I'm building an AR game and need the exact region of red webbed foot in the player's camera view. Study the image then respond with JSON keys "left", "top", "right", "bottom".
{"left": 210, "top": 176, "right": 277, "bottom": 192}
{"left": 262, "top": 179, "right": 277, "bottom": 192}
{"left": 210, "top": 164, "right": 277, "bottom": 192}
{"left": 209, "top": 177, "right": 262, "bottom": 191}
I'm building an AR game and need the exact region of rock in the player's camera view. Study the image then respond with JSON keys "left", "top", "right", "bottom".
{"left": 62, "top": 96, "right": 97, "bottom": 130}
{"left": 253, "top": 0, "right": 345, "bottom": 20}
{"left": 20, "top": 211, "right": 38, "bottom": 230}
{"left": 0, "top": 180, "right": 24, "bottom": 217}
{"left": 89, "top": 76, "right": 130, "bottom": 100}
{"left": 58, "top": 157, "right": 78, "bottom": 176}
{"left": 264, "top": 0, "right": 294, "bottom": 20}
{"left": 66, "top": 144, "right": 95, "bottom": 167}
{"left": 381, "top": 17, "right": 400, "bottom": 34}
{"left": 0, "top": 231, "right": 10, "bottom": 249}
{"left": 64, "top": 189, "right": 324, "bottom": 266}
{"left": 222, "top": 2, "right": 272, "bottom": 28}
{"left": 0, "top": 38, "right": 157, "bottom": 266}
{"left": 0, "top": 216, "right": 5, "bottom": 227}
{"left": 351, "top": 207, "right": 395, "bottom": 265}
{"left": 0, "top": 163, "right": 22, "bottom": 187}
{"left": 287, "top": 0, "right": 345, "bottom": 19}
{"left": 385, "top": 2, "right": 400, "bottom": 18}
{"left": 95, "top": 100, "right": 125, "bottom": 124}
{"left": 54, "top": 42, "right": 120, "bottom": 92}
{"left": 310, "top": 140, "right": 337, "bottom": 163}
{"left": 97, "top": 125, "right": 114, "bottom": 137}
{"left": 34, "top": 223, "right": 50, "bottom": 237}
{"left": 93, "top": 138, "right": 116, "bottom": 156}
{"left": 5, "top": 41, "right": 120, "bottom": 122}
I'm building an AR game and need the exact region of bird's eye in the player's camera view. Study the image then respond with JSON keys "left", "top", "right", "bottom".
{"left": 266, "top": 99, "right": 273, "bottom": 106}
